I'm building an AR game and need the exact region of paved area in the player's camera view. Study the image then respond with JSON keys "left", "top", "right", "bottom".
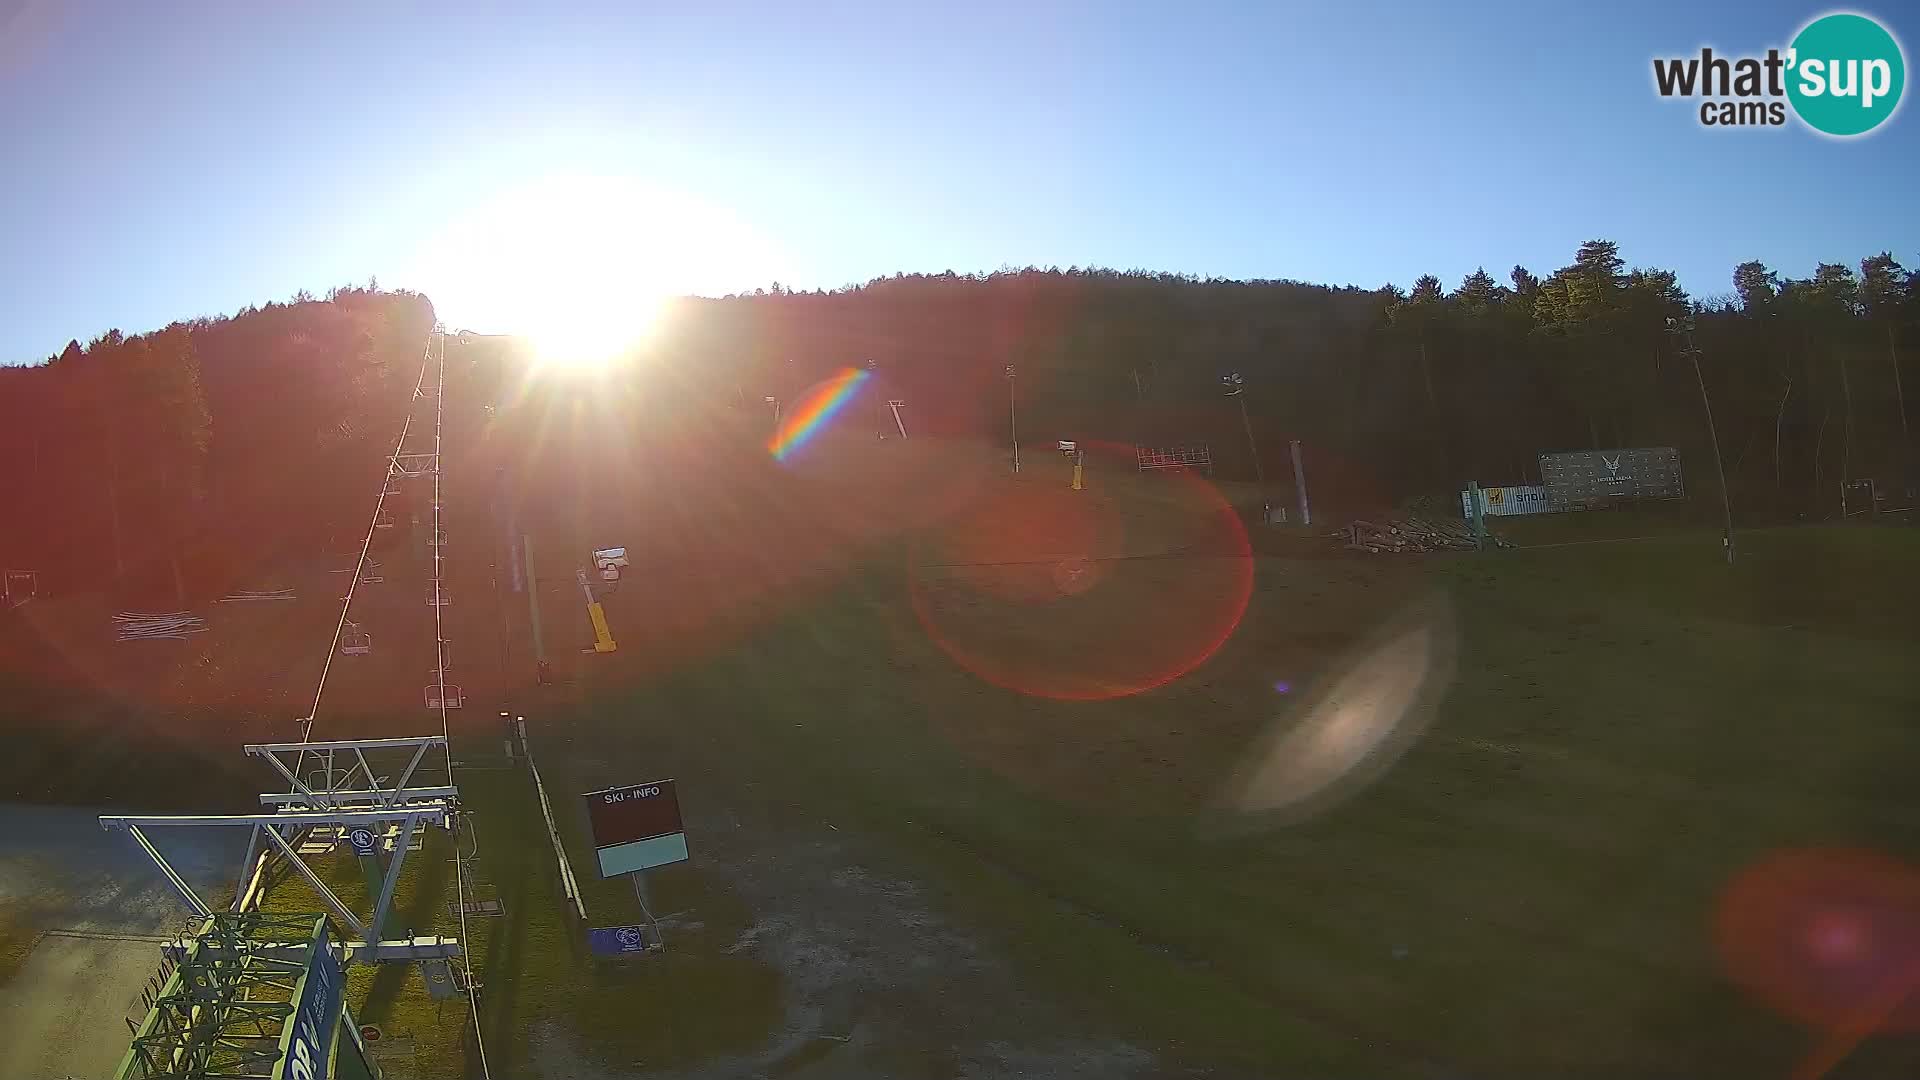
{"left": 0, "top": 803, "right": 244, "bottom": 1080}
{"left": 0, "top": 931, "right": 173, "bottom": 1080}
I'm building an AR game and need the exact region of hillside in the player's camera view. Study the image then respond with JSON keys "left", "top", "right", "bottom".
{"left": 1, "top": 271, "right": 1918, "bottom": 1079}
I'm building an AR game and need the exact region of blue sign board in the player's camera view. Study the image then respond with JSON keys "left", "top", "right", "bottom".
{"left": 588, "top": 924, "right": 655, "bottom": 955}
{"left": 277, "top": 921, "right": 342, "bottom": 1080}
{"left": 345, "top": 826, "right": 377, "bottom": 858}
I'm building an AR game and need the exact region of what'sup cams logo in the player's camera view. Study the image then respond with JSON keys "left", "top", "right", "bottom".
{"left": 1653, "top": 11, "right": 1905, "bottom": 136}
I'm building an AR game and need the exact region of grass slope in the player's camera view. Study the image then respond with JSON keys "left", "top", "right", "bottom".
{"left": 521, "top": 463, "right": 1920, "bottom": 1078}
{"left": 9, "top": 421, "right": 1919, "bottom": 1078}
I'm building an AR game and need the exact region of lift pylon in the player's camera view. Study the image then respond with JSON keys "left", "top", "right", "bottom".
{"left": 99, "top": 735, "right": 464, "bottom": 963}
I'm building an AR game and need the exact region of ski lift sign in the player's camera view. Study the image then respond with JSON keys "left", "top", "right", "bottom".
{"left": 581, "top": 779, "right": 688, "bottom": 877}
{"left": 346, "top": 826, "right": 378, "bottom": 857}
{"left": 587, "top": 922, "right": 662, "bottom": 956}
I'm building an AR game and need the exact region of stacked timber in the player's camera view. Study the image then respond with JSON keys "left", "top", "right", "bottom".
{"left": 1333, "top": 514, "right": 1515, "bottom": 554}
{"left": 115, "top": 611, "right": 207, "bottom": 641}
{"left": 218, "top": 588, "right": 295, "bottom": 603}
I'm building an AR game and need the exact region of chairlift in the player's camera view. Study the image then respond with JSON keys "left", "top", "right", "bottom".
{"left": 374, "top": 510, "right": 396, "bottom": 530}
{"left": 428, "top": 528, "right": 449, "bottom": 548}
{"left": 426, "top": 586, "right": 451, "bottom": 607}
{"left": 340, "top": 623, "right": 372, "bottom": 656}
{"left": 425, "top": 683, "right": 464, "bottom": 709}
{"left": 3, "top": 569, "right": 36, "bottom": 606}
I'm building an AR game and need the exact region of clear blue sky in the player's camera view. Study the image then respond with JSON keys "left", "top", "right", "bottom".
{"left": 2, "top": 0, "right": 1914, "bottom": 363}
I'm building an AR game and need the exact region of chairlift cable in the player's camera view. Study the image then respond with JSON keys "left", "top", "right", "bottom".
{"left": 294, "top": 341, "right": 435, "bottom": 779}
{"left": 424, "top": 332, "right": 493, "bottom": 1079}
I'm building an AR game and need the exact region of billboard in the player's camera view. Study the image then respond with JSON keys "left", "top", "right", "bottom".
{"left": 582, "top": 779, "right": 688, "bottom": 877}
{"left": 1460, "top": 485, "right": 1552, "bottom": 521}
{"left": 1538, "top": 448, "right": 1684, "bottom": 508}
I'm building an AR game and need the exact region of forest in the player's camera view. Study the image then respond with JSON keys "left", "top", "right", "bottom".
{"left": 0, "top": 285, "right": 435, "bottom": 603}
{"left": 0, "top": 241, "right": 1913, "bottom": 605}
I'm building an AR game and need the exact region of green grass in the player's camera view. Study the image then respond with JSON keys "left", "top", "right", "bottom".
{"left": 523, "top": 497, "right": 1920, "bottom": 1078}
{"left": 0, "top": 904, "right": 41, "bottom": 985}
{"left": 15, "top": 431, "right": 1919, "bottom": 1078}
{"left": 250, "top": 751, "right": 783, "bottom": 1077}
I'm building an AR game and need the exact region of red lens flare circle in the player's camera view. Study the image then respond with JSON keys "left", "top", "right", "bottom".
{"left": 909, "top": 445, "right": 1253, "bottom": 701}
{"left": 1715, "top": 848, "right": 1920, "bottom": 1034}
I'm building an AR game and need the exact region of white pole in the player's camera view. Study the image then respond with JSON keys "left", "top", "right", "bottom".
{"left": 1008, "top": 371, "right": 1021, "bottom": 473}
{"left": 1290, "top": 439, "right": 1311, "bottom": 527}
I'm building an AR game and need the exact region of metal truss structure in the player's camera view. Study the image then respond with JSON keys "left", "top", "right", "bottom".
{"left": 389, "top": 451, "right": 439, "bottom": 479}
{"left": 106, "top": 327, "right": 491, "bottom": 1076}
{"left": 99, "top": 735, "right": 462, "bottom": 963}
{"left": 115, "top": 911, "right": 333, "bottom": 1079}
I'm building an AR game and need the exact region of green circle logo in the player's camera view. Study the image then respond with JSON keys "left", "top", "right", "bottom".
{"left": 1787, "top": 13, "right": 1906, "bottom": 136}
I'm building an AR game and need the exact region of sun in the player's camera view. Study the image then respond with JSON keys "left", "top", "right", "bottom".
{"left": 413, "top": 172, "right": 786, "bottom": 371}
{"left": 521, "top": 289, "right": 666, "bottom": 373}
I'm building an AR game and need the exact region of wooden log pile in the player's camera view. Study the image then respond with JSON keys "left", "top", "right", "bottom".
{"left": 1332, "top": 514, "right": 1515, "bottom": 554}
{"left": 115, "top": 611, "right": 207, "bottom": 641}
{"left": 218, "top": 588, "right": 295, "bottom": 603}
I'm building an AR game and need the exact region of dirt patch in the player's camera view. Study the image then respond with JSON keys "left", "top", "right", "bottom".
{"left": 533, "top": 826, "right": 1160, "bottom": 1080}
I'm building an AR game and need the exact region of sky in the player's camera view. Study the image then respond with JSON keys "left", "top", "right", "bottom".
{"left": 1, "top": 0, "right": 1915, "bottom": 364}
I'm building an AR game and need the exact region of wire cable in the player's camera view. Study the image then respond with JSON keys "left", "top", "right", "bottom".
{"left": 255, "top": 327, "right": 491, "bottom": 1076}
{"left": 293, "top": 345, "right": 433, "bottom": 787}
{"left": 425, "top": 330, "right": 493, "bottom": 1078}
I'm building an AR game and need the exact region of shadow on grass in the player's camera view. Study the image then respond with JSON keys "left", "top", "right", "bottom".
{"left": 361, "top": 843, "right": 454, "bottom": 1021}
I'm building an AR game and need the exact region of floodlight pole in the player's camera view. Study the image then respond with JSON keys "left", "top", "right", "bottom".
{"left": 1668, "top": 316, "right": 1735, "bottom": 565}
{"left": 1224, "top": 372, "right": 1267, "bottom": 520}
{"left": 1289, "top": 439, "right": 1312, "bottom": 527}
{"left": 523, "top": 531, "right": 548, "bottom": 673}
{"left": 1006, "top": 364, "right": 1021, "bottom": 474}
{"left": 1235, "top": 393, "right": 1265, "bottom": 487}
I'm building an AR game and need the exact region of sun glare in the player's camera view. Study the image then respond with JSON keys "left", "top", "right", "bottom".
{"left": 413, "top": 172, "right": 785, "bottom": 370}
{"left": 523, "top": 292, "right": 666, "bottom": 373}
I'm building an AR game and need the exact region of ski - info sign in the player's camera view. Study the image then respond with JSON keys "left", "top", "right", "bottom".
{"left": 581, "top": 779, "right": 688, "bottom": 877}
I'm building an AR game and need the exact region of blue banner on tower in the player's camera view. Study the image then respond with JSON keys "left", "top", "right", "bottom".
{"left": 277, "top": 922, "right": 343, "bottom": 1080}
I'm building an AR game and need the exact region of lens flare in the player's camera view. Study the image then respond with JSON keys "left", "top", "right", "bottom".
{"left": 768, "top": 368, "right": 869, "bottom": 461}
{"left": 909, "top": 448, "right": 1252, "bottom": 701}
{"left": 1715, "top": 848, "right": 1920, "bottom": 1035}
{"left": 1219, "top": 593, "right": 1455, "bottom": 823}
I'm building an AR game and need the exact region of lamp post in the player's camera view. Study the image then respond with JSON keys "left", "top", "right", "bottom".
{"left": 1221, "top": 372, "right": 1265, "bottom": 486}
{"left": 1667, "top": 315, "right": 1735, "bottom": 565}
{"left": 1005, "top": 364, "right": 1021, "bottom": 473}
{"left": 1223, "top": 371, "right": 1271, "bottom": 523}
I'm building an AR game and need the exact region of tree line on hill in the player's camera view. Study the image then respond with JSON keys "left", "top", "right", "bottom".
{"left": 0, "top": 284, "right": 435, "bottom": 603}
{"left": 2, "top": 242, "right": 1914, "bottom": 605}
{"left": 662, "top": 242, "right": 1913, "bottom": 521}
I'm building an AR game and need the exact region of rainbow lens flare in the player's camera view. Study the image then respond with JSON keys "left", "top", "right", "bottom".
{"left": 768, "top": 367, "right": 869, "bottom": 461}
